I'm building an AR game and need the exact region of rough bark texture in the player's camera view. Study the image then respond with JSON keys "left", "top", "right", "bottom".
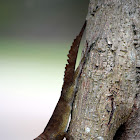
{"left": 68, "top": 0, "right": 140, "bottom": 139}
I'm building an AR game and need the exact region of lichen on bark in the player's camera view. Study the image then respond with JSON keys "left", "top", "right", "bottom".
{"left": 67, "top": 0, "right": 140, "bottom": 139}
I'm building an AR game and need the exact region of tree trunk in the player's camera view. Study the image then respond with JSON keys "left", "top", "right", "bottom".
{"left": 67, "top": 0, "right": 140, "bottom": 139}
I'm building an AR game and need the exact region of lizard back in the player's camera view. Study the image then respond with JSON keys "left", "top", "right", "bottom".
{"left": 34, "top": 21, "right": 86, "bottom": 140}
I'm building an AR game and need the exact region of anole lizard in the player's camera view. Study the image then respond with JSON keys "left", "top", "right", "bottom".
{"left": 34, "top": 21, "right": 87, "bottom": 140}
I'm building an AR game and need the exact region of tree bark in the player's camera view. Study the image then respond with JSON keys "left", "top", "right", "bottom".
{"left": 68, "top": 0, "right": 140, "bottom": 139}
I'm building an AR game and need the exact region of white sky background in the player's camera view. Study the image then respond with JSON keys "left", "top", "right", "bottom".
{"left": 0, "top": 58, "right": 63, "bottom": 140}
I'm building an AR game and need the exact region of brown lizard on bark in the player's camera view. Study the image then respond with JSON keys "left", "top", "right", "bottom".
{"left": 34, "top": 21, "right": 88, "bottom": 140}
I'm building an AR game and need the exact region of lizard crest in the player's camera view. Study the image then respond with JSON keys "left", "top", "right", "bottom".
{"left": 34, "top": 21, "right": 86, "bottom": 140}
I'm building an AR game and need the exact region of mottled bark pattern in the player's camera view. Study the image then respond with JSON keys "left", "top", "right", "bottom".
{"left": 68, "top": 0, "right": 140, "bottom": 139}
{"left": 114, "top": 0, "right": 140, "bottom": 139}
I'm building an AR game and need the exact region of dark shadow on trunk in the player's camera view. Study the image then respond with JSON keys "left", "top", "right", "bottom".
{"left": 113, "top": 123, "right": 126, "bottom": 140}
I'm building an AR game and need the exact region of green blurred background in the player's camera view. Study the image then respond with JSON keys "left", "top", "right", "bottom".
{"left": 0, "top": 0, "right": 89, "bottom": 140}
